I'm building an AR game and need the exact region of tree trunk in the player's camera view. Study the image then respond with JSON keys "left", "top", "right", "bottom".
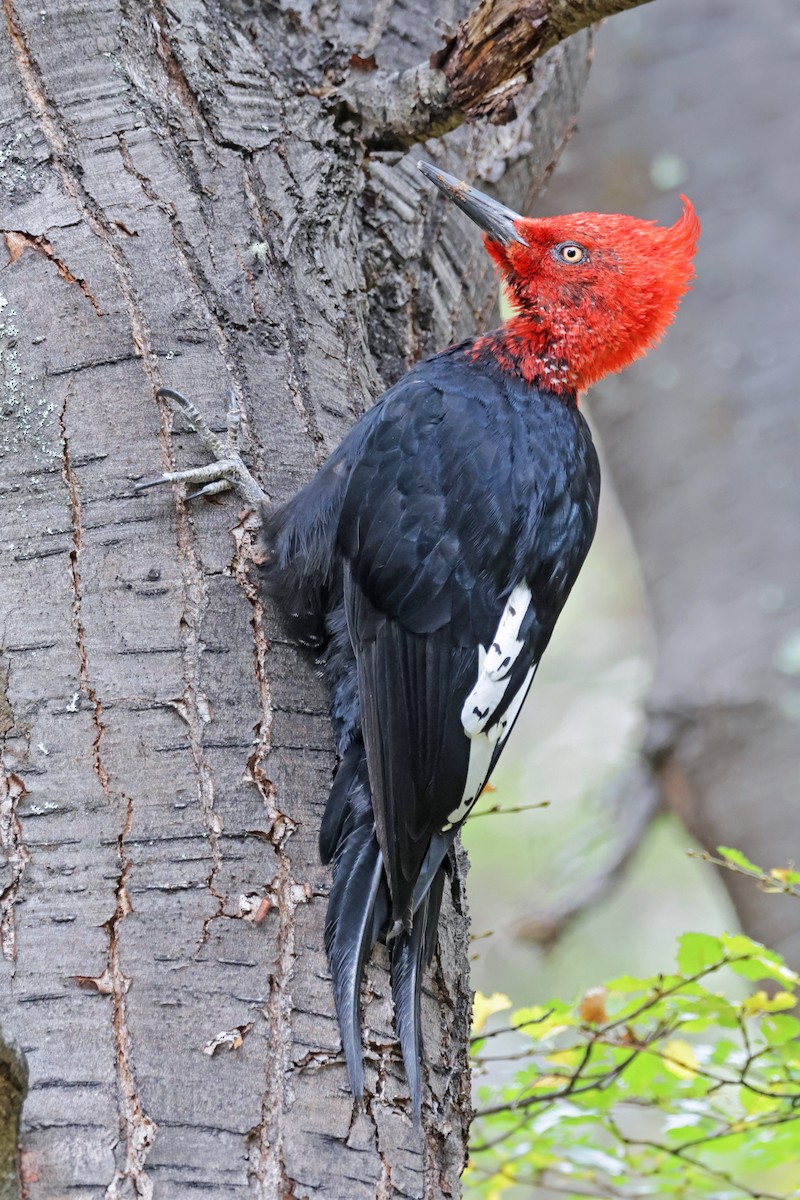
{"left": 0, "top": 0, "right": 591, "bottom": 1192}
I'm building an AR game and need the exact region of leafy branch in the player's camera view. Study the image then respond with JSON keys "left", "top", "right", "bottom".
{"left": 689, "top": 845, "right": 800, "bottom": 900}
{"left": 467, "top": 927, "right": 800, "bottom": 1199}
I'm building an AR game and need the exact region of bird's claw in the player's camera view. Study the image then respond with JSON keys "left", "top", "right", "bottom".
{"left": 186, "top": 478, "right": 234, "bottom": 502}
{"left": 135, "top": 387, "right": 268, "bottom": 509}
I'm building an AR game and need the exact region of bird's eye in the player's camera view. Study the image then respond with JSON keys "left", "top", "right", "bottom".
{"left": 553, "top": 242, "right": 587, "bottom": 265}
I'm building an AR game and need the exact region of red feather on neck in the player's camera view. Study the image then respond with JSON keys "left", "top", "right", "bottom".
{"left": 472, "top": 198, "right": 700, "bottom": 397}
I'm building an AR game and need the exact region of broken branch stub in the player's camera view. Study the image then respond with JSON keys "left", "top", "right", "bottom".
{"left": 338, "top": 0, "right": 653, "bottom": 148}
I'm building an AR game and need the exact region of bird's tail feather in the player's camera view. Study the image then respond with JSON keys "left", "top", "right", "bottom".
{"left": 324, "top": 771, "right": 389, "bottom": 1098}
{"left": 422, "top": 861, "right": 448, "bottom": 969}
{"left": 390, "top": 863, "right": 448, "bottom": 1120}
{"left": 319, "top": 741, "right": 364, "bottom": 864}
{"left": 324, "top": 752, "right": 453, "bottom": 1111}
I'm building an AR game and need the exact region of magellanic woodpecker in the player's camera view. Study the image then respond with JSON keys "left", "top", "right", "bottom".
{"left": 137, "top": 161, "right": 700, "bottom": 1117}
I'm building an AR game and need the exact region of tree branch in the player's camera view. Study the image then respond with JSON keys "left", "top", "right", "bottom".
{"left": 336, "top": 0, "right": 654, "bottom": 150}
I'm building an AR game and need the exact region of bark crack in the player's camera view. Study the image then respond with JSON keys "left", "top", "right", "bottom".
{"left": 146, "top": 0, "right": 220, "bottom": 149}
{"left": 2, "top": 229, "right": 104, "bottom": 315}
{"left": 246, "top": 839, "right": 304, "bottom": 1198}
{"left": 0, "top": 751, "right": 29, "bottom": 966}
{"left": 242, "top": 155, "right": 325, "bottom": 463}
{"left": 1, "top": 0, "right": 155, "bottom": 368}
{"left": 122, "top": 2, "right": 328, "bottom": 484}
{"left": 114, "top": 3, "right": 279, "bottom": 479}
{"left": 0, "top": 628, "right": 28, "bottom": 968}
{"left": 59, "top": 388, "right": 157, "bottom": 1193}
{"left": 116, "top": 130, "right": 248, "bottom": 409}
{"left": 4, "top": 0, "right": 233, "bottom": 957}
{"left": 165, "top": 495, "right": 224, "bottom": 956}
{"left": 104, "top": 794, "right": 157, "bottom": 1200}
{"left": 231, "top": 519, "right": 303, "bottom": 1199}
{"left": 229, "top": 516, "right": 274, "bottom": 789}
{"left": 59, "top": 386, "right": 110, "bottom": 798}
{"left": 362, "top": 1062, "right": 395, "bottom": 1200}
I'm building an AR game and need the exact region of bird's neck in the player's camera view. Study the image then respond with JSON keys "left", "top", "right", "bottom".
{"left": 469, "top": 316, "right": 580, "bottom": 399}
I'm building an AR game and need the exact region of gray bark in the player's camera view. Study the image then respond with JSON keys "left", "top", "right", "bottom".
{"left": 0, "top": 0, "right": 591, "bottom": 1193}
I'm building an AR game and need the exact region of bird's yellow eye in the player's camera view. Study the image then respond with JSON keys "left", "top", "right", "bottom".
{"left": 554, "top": 242, "right": 586, "bottom": 264}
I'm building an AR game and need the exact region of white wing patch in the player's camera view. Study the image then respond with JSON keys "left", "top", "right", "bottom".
{"left": 440, "top": 736, "right": 492, "bottom": 832}
{"left": 491, "top": 662, "right": 536, "bottom": 745}
{"left": 441, "top": 585, "right": 536, "bottom": 832}
{"left": 461, "top": 583, "right": 532, "bottom": 736}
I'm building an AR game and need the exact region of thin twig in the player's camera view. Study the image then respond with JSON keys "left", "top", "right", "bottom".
{"left": 689, "top": 849, "right": 800, "bottom": 899}
{"left": 469, "top": 799, "right": 550, "bottom": 818}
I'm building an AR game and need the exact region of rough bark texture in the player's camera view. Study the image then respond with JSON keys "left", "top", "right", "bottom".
{"left": 542, "top": 1, "right": 800, "bottom": 970}
{"left": 0, "top": 0, "right": 591, "bottom": 1193}
{"left": 337, "top": 0, "right": 650, "bottom": 147}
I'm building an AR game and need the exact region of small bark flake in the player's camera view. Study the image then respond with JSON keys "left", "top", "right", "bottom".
{"left": 203, "top": 1023, "right": 254, "bottom": 1055}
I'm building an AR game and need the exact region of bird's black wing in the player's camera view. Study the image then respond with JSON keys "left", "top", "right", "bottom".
{"left": 338, "top": 356, "right": 599, "bottom": 925}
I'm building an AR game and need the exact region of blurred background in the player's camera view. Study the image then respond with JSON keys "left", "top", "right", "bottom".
{"left": 464, "top": 0, "right": 800, "bottom": 1031}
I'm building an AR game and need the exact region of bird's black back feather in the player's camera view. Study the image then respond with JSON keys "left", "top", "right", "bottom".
{"left": 259, "top": 337, "right": 600, "bottom": 1114}
{"left": 339, "top": 347, "right": 599, "bottom": 923}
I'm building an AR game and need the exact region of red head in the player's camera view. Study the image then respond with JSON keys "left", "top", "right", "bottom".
{"left": 419, "top": 162, "right": 700, "bottom": 396}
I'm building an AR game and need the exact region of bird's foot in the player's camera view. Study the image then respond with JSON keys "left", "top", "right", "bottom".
{"left": 135, "top": 388, "right": 268, "bottom": 508}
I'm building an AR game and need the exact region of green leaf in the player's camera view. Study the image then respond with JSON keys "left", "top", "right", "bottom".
{"left": 677, "top": 933, "right": 724, "bottom": 975}
{"left": 676, "top": 993, "right": 740, "bottom": 1030}
{"left": 720, "top": 933, "right": 799, "bottom": 984}
{"left": 762, "top": 1013, "right": 800, "bottom": 1044}
{"left": 616, "top": 1050, "right": 660, "bottom": 1094}
{"left": 739, "top": 1086, "right": 779, "bottom": 1116}
{"left": 604, "top": 972, "right": 658, "bottom": 993}
{"left": 511, "top": 1002, "right": 575, "bottom": 1040}
{"left": 716, "top": 845, "right": 762, "bottom": 873}
{"left": 709, "top": 1038, "right": 740, "bottom": 1066}
{"left": 662, "top": 1113, "right": 717, "bottom": 1145}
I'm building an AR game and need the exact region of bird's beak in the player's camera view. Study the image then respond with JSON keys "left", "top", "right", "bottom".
{"left": 418, "top": 161, "right": 527, "bottom": 246}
